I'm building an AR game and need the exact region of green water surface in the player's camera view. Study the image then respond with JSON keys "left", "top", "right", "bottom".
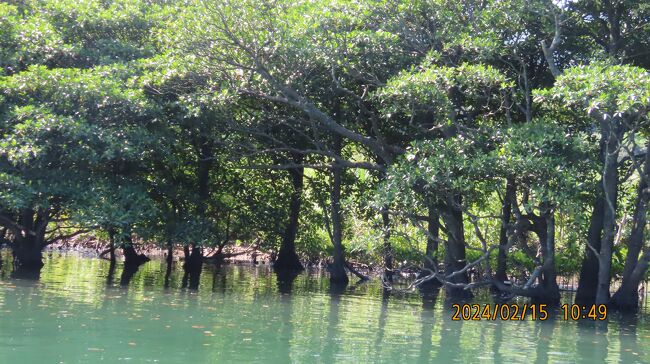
{"left": 0, "top": 252, "right": 648, "bottom": 363}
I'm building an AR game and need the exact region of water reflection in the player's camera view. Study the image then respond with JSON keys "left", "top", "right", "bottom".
{"left": 0, "top": 250, "right": 650, "bottom": 363}
{"left": 119, "top": 264, "right": 139, "bottom": 286}
{"left": 436, "top": 307, "right": 463, "bottom": 363}
{"left": 618, "top": 314, "right": 640, "bottom": 363}
{"left": 275, "top": 270, "right": 299, "bottom": 295}
{"left": 321, "top": 285, "right": 342, "bottom": 363}
{"left": 533, "top": 321, "right": 555, "bottom": 364}
{"left": 575, "top": 320, "right": 609, "bottom": 364}
{"left": 372, "top": 289, "right": 390, "bottom": 362}
{"left": 276, "top": 271, "right": 297, "bottom": 363}
{"left": 106, "top": 259, "right": 116, "bottom": 286}
{"left": 211, "top": 265, "right": 226, "bottom": 294}
{"left": 10, "top": 266, "right": 41, "bottom": 280}
{"left": 418, "top": 288, "right": 439, "bottom": 363}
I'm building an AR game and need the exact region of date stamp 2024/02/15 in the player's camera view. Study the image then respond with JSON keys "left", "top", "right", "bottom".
{"left": 451, "top": 303, "right": 608, "bottom": 321}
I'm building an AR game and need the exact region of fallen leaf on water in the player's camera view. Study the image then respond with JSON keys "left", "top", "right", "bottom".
{"left": 191, "top": 325, "right": 205, "bottom": 329}
{"left": 128, "top": 342, "right": 136, "bottom": 346}
{"left": 87, "top": 348, "right": 104, "bottom": 352}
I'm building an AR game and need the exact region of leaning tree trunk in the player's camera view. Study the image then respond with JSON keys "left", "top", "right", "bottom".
{"left": 440, "top": 194, "right": 472, "bottom": 300}
{"left": 496, "top": 178, "right": 515, "bottom": 283}
{"left": 329, "top": 135, "right": 349, "bottom": 285}
{"left": 275, "top": 157, "right": 305, "bottom": 272}
{"left": 575, "top": 130, "right": 612, "bottom": 305}
{"left": 596, "top": 119, "right": 622, "bottom": 305}
{"left": 611, "top": 140, "right": 650, "bottom": 310}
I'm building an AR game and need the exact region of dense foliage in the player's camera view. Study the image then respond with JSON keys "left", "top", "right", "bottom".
{"left": 1, "top": 0, "right": 649, "bottom": 309}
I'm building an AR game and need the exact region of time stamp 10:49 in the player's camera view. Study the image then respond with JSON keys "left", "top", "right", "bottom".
{"left": 451, "top": 304, "right": 608, "bottom": 321}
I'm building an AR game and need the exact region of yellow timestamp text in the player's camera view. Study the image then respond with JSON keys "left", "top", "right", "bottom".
{"left": 451, "top": 304, "right": 549, "bottom": 321}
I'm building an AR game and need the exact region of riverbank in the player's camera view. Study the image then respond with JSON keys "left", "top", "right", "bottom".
{"left": 43, "top": 236, "right": 274, "bottom": 264}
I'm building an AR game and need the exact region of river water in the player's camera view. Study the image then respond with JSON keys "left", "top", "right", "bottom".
{"left": 0, "top": 252, "right": 649, "bottom": 363}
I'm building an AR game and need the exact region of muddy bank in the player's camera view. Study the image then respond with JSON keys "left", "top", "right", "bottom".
{"left": 45, "top": 237, "right": 274, "bottom": 265}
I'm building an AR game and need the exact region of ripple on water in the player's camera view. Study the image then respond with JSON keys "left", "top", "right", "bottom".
{"left": 0, "top": 252, "right": 649, "bottom": 363}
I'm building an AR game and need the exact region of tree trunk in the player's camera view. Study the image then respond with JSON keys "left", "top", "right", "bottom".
{"left": 518, "top": 209, "right": 560, "bottom": 305}
{"left": 274, "top": 157, "right": 305, "bottom": 272}
{"left": 381, "top": 207, "right": 394, "bottom": 281}
{"left": 496, "top": 178, "right": 515, "bottom": 283}
{"left": 120, "top": 234, "right": 150, "bottom": 286}
{"left": 440, "top": 195, "right": 472, "bottom": 300}
{"left": 120, "top": 235, "right": 150, "bottom": 286}
{"left": 424, "top": 204, "right": 440, "bottom": 272}
{"left": 164, "top": 241, "right": 173, "bottom": 288}
{"left": 122, "top": 244, "right": 149, "bottom": 268}
{"left": 12, "top": 236, "right": 45, "bottom": 270}
{"left": 420, "top": 204, "right": 441, "bottom": 290}
{"left": 108, "top": 229, "right": 116, "bottom": 265}
{"left": 329, "top": 135, "right": 348, "bottom": 285}
{"left": 183, "top": 244, "right": 203, "bottom": 289}
{"left": 12, "top": 208, "right": 47, "bottom": 271}
{"left": 533, "top": 212, "right": 560, "bottom": 305}
{"left": 197, "top": 139, "right": 212, "bottom": 216}
{"left": 611, "top": 140, "right": 650, "bottom": 310}
{"left": 181, "top": 244, "right": 190, "bottom": 288}
{"left": 575, "top": 189, "right": 605, "bottom": 306}
{"left": 596, "top": 120, "right": 622, "bottom": 305}
{"left": 106, "top": 257, "right": 116, "bottom": 285}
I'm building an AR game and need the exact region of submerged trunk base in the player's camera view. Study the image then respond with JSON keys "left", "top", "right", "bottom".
{"left": 274, "top": 249, "right": 304, "bottom": 272}
{"left": 120, "top": 245, "right": 150, "bottom": 286}
{"left": 12, "top": 247, "right": 44, "bottom": 271}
